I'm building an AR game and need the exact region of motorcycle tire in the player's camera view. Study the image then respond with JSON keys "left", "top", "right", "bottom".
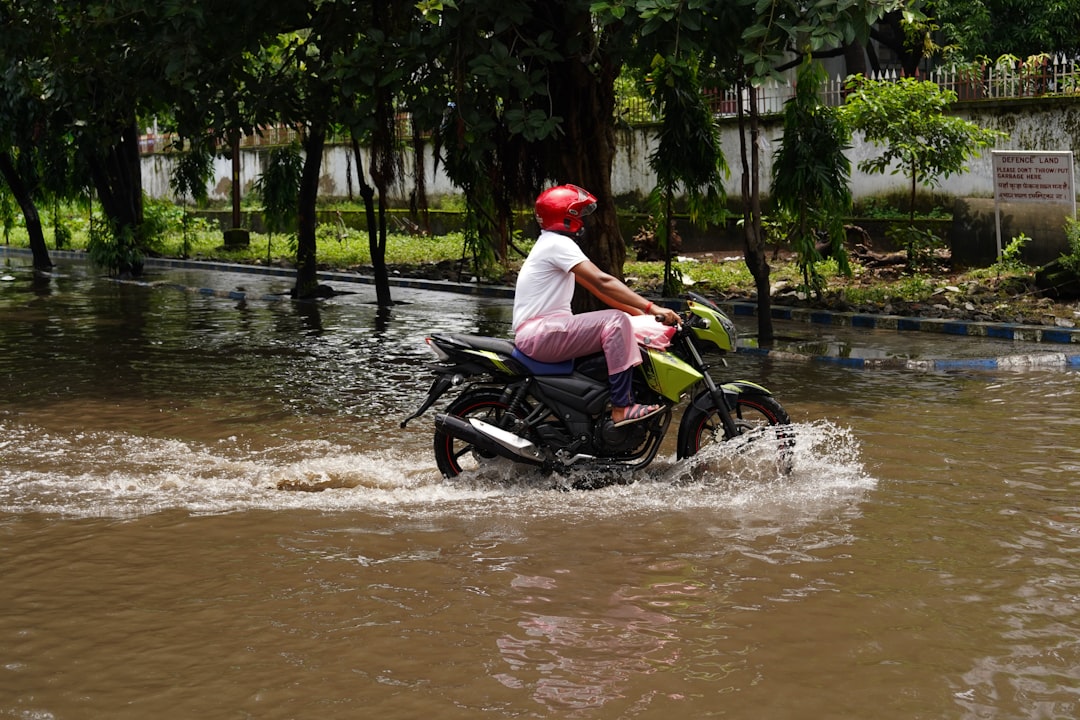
{"left": 676, "top": 393, "right": 795, "bottom": 474}
{"left": 434, "top": 388, "right": 527, "bottom": 478}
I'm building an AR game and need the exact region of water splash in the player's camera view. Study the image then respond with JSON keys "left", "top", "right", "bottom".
{"left": 660, "top": 418, "right": 871, "bottom": 498}
{"left": 0, "top": 418, "right": 873, "bottom": 519}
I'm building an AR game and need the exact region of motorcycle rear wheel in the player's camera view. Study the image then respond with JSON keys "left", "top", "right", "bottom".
{"left": 434, "top": 389, "right": 526, "bottom": 478}
{"left": 677, "top": 393, "right": 794, "bottom": 474}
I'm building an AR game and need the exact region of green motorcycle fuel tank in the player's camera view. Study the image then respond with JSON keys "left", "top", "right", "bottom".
{"left": 637, "top": 298, "right": 739, "bottom": 402}
{"left": 639, "top": 349, "right": 703, "bottom": 402}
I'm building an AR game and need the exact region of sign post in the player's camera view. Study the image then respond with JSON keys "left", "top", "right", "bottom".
{"left": 991, "top": 150, "right": 1076, "bottom": 257}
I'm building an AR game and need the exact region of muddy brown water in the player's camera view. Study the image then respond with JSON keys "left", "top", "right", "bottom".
{"left": 1, "top": 257, "right": 1079, "bottom": 719}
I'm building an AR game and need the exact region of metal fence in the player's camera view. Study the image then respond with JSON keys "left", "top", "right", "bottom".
{"left": 140, "top": 55, "right": 1080, "bottom": 154}
{"left": 624, "top": 54, "right": 1080, "bottom": 120}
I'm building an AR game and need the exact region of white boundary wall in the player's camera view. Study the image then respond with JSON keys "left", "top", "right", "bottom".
{"left": 141, "top": 100, "right": 1080, "bottom": 206}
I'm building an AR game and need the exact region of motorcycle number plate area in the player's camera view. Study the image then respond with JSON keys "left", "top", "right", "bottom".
{"left": 641, "top": 349, "right": 704, "bottom": 402}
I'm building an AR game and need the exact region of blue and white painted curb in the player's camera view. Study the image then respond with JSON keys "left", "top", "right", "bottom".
{"left": 723, "top": 300, "right": 1080, "bottom": 346}
{"left": 721, "top": 300, "right": 1080, "bottom": 370}
{"left": 736, "top": 344, "right": 1080, "bottom": 371}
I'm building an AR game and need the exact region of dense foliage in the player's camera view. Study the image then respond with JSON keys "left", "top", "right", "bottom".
{"left": 3, "top": 0, "right": 1062, "bottom": 320}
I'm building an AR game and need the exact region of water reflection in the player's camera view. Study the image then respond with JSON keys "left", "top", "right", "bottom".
{"left": 496, "top": 575, "right": 682, "bottom": 713}
{"left": 3, "top": 255, "right": 1080, "bottom": 719}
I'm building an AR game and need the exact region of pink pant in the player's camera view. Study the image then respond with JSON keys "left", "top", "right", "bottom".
{"left": 513, "top": 310, "right": 640, "bottom": 376}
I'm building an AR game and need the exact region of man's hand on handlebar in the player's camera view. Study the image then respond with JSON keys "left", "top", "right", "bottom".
{"left": 649, "top": 304, "right": 681, "bottom": 326}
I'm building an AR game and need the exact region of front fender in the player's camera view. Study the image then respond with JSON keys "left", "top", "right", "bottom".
{"left": 684, "top": 381, "right": 772, "bottom": 416}
{"left": 719, "top": 380, "right": 772, "bottom": 396}
{"left": 677, "top": 382, "right": 776, "bottom": 454}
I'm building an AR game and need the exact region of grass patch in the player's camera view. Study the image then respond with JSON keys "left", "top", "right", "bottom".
{"left": 3, "top": 201, "right": 1061, "bottom": 323}
{"left": 1, "top": 218, "right": 945, "bottom": 301}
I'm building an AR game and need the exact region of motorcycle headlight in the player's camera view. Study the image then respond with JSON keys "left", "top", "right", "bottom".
{"left": 688, "top": 301, "right": 737, "bottom": 352}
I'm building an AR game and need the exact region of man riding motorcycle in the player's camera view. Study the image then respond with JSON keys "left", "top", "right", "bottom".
{"left": 400, "top": 186, "right": 794, "bottom": 484}
{"left": 513, "top": 184, "right": 680, "bottom": 427}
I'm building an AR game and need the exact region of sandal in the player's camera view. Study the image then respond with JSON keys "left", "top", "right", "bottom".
{"left": 612, "top": 403, "right": 664, "bottom": 427}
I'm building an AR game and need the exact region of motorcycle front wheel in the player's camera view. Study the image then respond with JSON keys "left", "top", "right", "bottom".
{"left": 677, "top": 393, "right": 794, "bottom": 474}
{"left": 434, "top": 388, "right": 527, "bottom": 478}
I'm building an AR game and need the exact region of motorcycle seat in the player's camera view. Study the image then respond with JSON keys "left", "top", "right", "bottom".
{"left": 436, "top": 333, "right": 515, "bottom": 355}
{"left": 510, "top": 348, "right": 574, "bottom": 376}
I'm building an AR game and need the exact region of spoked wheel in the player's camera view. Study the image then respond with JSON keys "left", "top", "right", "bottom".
{"left": 434, "top": 389, "right": 528, "bottom": 478}
{"left": 677, "top": 393, "right": 794, "bottom": 474}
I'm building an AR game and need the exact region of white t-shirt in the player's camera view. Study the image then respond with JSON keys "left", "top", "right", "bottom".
{"left": 512, "top": 231, "right": 588, "bottom": 332}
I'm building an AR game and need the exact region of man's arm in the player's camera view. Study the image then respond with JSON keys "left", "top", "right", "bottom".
{"left": 571, "top": 260, "right": 680, "bottom": 324}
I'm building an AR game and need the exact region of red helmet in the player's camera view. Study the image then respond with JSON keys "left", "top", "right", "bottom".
{"left": 534, "top": 185, "right": 597, "bottom": 236}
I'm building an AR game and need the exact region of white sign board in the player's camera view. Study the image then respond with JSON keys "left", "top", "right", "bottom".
{"left": 991, "top": 150, "right": 1076, "bottom": 256}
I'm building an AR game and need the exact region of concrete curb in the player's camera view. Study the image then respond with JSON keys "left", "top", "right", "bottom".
{"left": 721, "top": 300, "right": 1080, "bottom": 371}
{"left": 736, "top": 344, "right": 1080, "bottom": 371}
{"left": 723, "top": 300, "right": 1080, "bottom": 346}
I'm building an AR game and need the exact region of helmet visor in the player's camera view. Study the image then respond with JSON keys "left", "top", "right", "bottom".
{"left": 567, "top": 185, "right": 597, "bottom": 218}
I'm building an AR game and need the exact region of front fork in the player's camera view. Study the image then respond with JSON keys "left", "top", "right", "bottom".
{"left": 682, "top": 335, "right": 743, "bottom": 440}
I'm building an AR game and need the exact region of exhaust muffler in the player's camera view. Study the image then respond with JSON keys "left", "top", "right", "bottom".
{"left": 434, "top": 414, "right": 542, "bottom": 465}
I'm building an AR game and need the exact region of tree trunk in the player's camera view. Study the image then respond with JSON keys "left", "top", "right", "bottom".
{"left": 737, "top": 83, "right": 775, "bottom": 345}
{"left": 351, "top": 136, "right": 392, "bottom": 306}
{"left": 663, "top": 189, "right": 678, "bottom": 297}
{"left": 843, "top": 41, "right": 868, "bottom": 78}
{"left": 545, "top": 5, "right": 622, "bottom": 312}
{"left": 0, "top": 151, "right": 52, "bottom": 271}
{"left": 871, "top": 12, "right": 922, "bottom": 76}
{"left": 230, "top": 131, "right": 243, "bottom": 230}
{"left": 294, "top": 122, "right": 326, "bottom": 299}
{"left": 410, "top": 116, "right": 430, "bottom": 234}
{"left": 374, "top": 187, "right": 392, "bottom": 307}
{"left": 358, "top": 0, "right": 396, "bottom": 307}
{"left": 84, "top": 119, "right": 145, "bottom": 276}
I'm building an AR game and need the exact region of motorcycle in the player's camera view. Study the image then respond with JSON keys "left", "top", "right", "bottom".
{"left": 401, "top": 292, "right": 794, "bottom": 485}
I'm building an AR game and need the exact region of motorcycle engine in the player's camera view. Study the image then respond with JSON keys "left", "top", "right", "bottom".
{"left": 595, "top": 418, "right": 649, "bottom": 453}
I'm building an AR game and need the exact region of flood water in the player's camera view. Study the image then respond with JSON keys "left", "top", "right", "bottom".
{"left": 2, "top": 255, "right": 1079, "bottom": 719}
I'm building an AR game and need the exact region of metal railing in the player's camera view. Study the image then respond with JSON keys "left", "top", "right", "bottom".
{"left": 620, "top": 54, "right": 1080, "bottom": 120}
{"left": 140, "top": 55, "right": 1080, "bottom": 153}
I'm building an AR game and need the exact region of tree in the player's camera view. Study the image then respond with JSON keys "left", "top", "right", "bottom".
{"left": 245, "top": 1, "right": 415, "bottom": 302}
{"left": 169, "top": 140, "right": 214, "bottom": 259}
{"left": 842, "top": 75, "right": 1003, "bottom": 267}
{"left": 721, "top": 0, "right": 901, "bottom": 343}
{"left": 0, "top": 5, "right": 61, "bottom": 271}
{"left": 335, "top": 0, "right": 415, "bottom": 307}
{"left": 418, "top": 0, "right": 903, "bottom": 341}
{"left": 771, "top": 59, "right": 853, "bottom": 295}
{"left": 252, "top": 143, "right": 302, "bottom": 265}
{"left": 591, "top": 0, "right": 904, "bottom": 342}
{"left": 41, "top": 1, "right": 162, "bottom": 275}
{"left": 928, "top": 0, "right": 1080, "bottom": 61}
{"left": 1, "top": 0, "right": 298, "bottom": 276}
{"left": 618, "top": 6, "right": 730, "bottom": 298}
{"left": 645, "top": 56, "right": 727, "bottom": 297}
{"left": 0, "top": 182, "right": 13, "bottom": 245}
{"left": 0, "top": 151, "right": 51, "bottom": 270}
{"left": 418, "top": 0, "right": 627, "bottom": 301}
{"left": 162, "top": 3, "right": 305, "bottom": 258}
{"left": 868, "top": 9, "right": 931, "bottom": 76}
